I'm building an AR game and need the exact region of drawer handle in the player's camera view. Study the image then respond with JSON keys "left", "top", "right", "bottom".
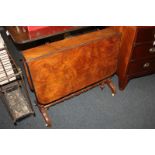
{"left": 143, "top": 62, "right": 150, "bottom": 68}
{"left": 149, "top": 47, "right": 155, "bottom": 53}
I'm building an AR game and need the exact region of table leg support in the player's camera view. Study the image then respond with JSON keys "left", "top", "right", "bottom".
{"left": 38, "top": 105, "right": 52, "bottom": 127}
{"left": 105, "top": 79, "right": 116, "bottom": 96}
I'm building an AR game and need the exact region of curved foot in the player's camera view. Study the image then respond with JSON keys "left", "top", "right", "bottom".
{"left": 105, "top": 79, "right": 116, "bottom": 96}
{"left": 39, "top": 106, "right": 52, "bottom": 127}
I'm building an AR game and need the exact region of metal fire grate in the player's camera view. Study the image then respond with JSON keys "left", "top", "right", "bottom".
{"left": 0, "top": 34, "right": 34, "bottom": 125}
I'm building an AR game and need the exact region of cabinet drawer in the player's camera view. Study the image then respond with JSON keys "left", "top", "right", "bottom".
{"left": 132, "top": 43, "right": 155, "bottom": 60}
{"left": 136, "top": 27, "right": 155, "bottom": 43}
{"left": 128, "top": 59, "right": 155, "bottom": 75}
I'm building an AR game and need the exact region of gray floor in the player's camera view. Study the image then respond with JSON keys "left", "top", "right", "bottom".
{"left": 0, "top": 38, "right": 155, "bottom": 129}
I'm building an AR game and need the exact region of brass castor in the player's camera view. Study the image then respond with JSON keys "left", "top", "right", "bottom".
{"left": 45, "top": 123, "right": 48, "bottom": 127}
{"left": 112, "top": 93, "right": 115, "bottom": 96}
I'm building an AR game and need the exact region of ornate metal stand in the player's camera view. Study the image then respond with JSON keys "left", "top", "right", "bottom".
{"left": 0, "top": 34, "right": 34, "bottom": 125}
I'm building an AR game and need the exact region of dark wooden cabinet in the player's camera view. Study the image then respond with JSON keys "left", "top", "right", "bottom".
{"left": 114, "top": 26, "right": 155, "bottom": 90}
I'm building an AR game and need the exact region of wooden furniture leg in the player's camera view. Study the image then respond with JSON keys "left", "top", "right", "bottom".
{"left": 118, "top": 77, "right": 129, "bottom": 90}
{"left": 38, "top": 105, "right": 52, "bottom": 127}
{"left": 104, "top": 79, "right": 116, "bottom": 96}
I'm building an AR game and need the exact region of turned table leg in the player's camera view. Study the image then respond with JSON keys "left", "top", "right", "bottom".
{"left": 105, "top": 79, "right": 116, "bottom": 96}
{"left": 38, "top": 105, "right": 52, "bottom": 127}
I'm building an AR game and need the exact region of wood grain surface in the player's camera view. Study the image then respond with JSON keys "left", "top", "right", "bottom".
{"left": 23, "top": 28, "right": 120, "bottom": 105}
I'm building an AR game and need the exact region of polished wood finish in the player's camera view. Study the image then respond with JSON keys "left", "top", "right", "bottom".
{"left": 128, "top": 59, "right": 155, "bottom": 75}
{"left": 7, "top": 26, "right": 78, "bottom": 44}
{"left": 23, "top": 28, "right": 120, "bottom": 104}
{"left": 136, "top": 27, "right": 155, "bottom": 42}
{"left": 104, "top": 79, "right": 116, "bottom": 96}
{"left": 22, "top": 28, "right": 120, "bottom": 126}
{"left": 7, "top": 26, "right": 29, "bottom": 44}
{"left": 132, "top": 43, "right": 155, "bottom": 60}
{"left": 7, "top": 26, "right": 104, "bottom": 44}
{"left": 114, "top": 26, "right": 155, "bottom": 90}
